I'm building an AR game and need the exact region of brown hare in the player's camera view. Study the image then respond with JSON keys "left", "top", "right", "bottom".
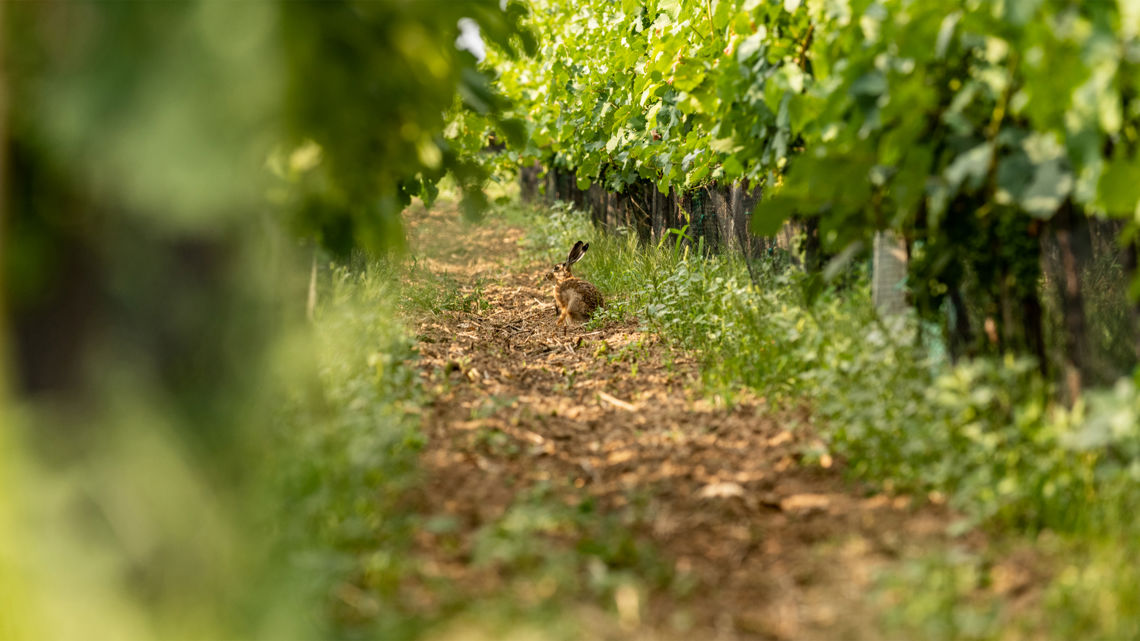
{"left": 545, "top": 240, "right": 603, "bottom": 332}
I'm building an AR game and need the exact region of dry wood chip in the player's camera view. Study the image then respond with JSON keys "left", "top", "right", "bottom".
{"left": 598, "top": 391, "right": 637, "bottom": 411}
{"left": 607, "top": 449, "right": 634, "bottom": 464}
{"left": 517, "top": 429, "right": 544, "bottom": 444}
{"left": 698, "top": 481, "right": 745, "bottom": 499}
{"left": 780, "top": 493, "right": 832, "bottom": 513}
{"left": 768, "top": 431, "right": 794, "bottom": 447}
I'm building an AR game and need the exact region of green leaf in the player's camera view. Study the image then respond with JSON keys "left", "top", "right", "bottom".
{"left": 693, "top": 85, "right": 719, "bottom": 114}
{"left": 995, "top": 153, "right": 1033, "bottom": 205}
{"left": 712, "top": 0, "right": 731, "bottom": 31}
{"left": 1020, "top": 160, "right": 1071, "bottom": 219}
{"left": 498, "top": 117, "right": 527, "bottom": 148}
{"left": 1098, "top": 156, "right": 1140, "bottom": 215}
{"left": 752, "top": 195, "right": 796, "bottom": 235}
{"left": 709, "top": 137, "right": 739, "bottom": 153}
{"left": 687, "top": 162, "right": 711, "bottom": 185}
{"left": 722, "top": 155, "right": 745, "bottom": 178}
{"left": 850, "top": 70, "right": 887, "bottom": 97}
{"left": 944, "top": 142, "right": 993, "bottom": 192}
{"left": 787, "top": 94, "right": 821, "bottom": 132}
{"left": 782, "top": 64, "right": 805, "bottom": 94}
{"left": 645, "top": 102, "right": 662, "bottom": 126}
{"left": 1018, "top": 133, "right": 1071, "bottom": 218}
{"left": 737, "top": 30, "right": 765, "bottom": 62}
{"left": 460, "top": 187, "right": 489, "bottom": 222}
{"left": 733, "top": 11, "right": 754, "bottom": 35}
{"left": 935, "top": 11, "right": 961, "bottom": 59}
{"left": 659, "top": 0, "right": 682, "bottom": 19}
{"left": 764, "top": 74, "right": 785, "bottom": 113}
{"left": 672, "top": 63, "right": 706, "bottom": 92}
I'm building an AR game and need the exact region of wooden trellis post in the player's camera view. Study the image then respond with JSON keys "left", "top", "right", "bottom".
{"left": 872, "top": 231, "right": 908, "bottom": 317}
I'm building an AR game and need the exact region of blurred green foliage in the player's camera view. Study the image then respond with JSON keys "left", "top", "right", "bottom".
{"left": 269, "top": 260, "right": 426, "bottom": 639}
{"left": 876, "top": 549, "right": 1002, "bottom": 641}
{"left": 1, "top": 0, "right": 528, "bottom": 637}
{"left": 275, "top": 0, "right": 535, "bottom": 253}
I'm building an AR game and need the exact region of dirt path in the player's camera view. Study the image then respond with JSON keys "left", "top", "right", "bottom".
{"left": 403, "top": 202, "right": 956, "bottom": 639}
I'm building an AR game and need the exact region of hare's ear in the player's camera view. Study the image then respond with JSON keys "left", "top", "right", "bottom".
{"left": 566, "top": 241, "right": 584, "bottom": 264}
{"left": 568, "top": 241, "right": 589, "bottom": 265}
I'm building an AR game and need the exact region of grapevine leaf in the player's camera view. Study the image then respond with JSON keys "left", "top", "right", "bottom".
{"left": 944, "top": 142, "right": 993, "bottom": 192}
{"left": 996, "top": 152, "right": 1033, "bottom": 205}
{"left": 673, "top": 64, "right": 707, "bottom": 92}
{"left": 1020, "top": 160, "right": 1071, "bottom": 219}
{"left": 752, "top": 195, "right": 796, "bottom": 236}
{"left": 737, "top": 30, "right": 766, "bottom": 62}
{"left": 935, "top": 11, "right": 961, "bottom": 58}
{"left": 723, "top": 155, "right": 745, "bottom": 178}
{"left": 1098, "top": 156, "right": 1140, "bottom": 216}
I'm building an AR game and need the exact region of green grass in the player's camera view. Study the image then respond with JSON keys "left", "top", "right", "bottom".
{"left": 402, "top": 267, "right": 492, "bottom": 316}
{"left": 514, "top": 197, "right": 1140, "bottom": 639}
{"left": 875, "top": 548, "right": 1003, "bottom": 641}
{"left": 270, "top": 260, "right": 427, "bottom": 639}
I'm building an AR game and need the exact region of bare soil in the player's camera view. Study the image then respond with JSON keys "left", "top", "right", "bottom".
{"left": 401, "top": 202, "right": 964, "bottom": 640}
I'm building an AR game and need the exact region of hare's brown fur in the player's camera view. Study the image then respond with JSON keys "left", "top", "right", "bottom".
{"left": 545, "top": 241, "right": 603, "bottom": 329}
{"left": 554, "top": 278, "right": 603, "bottom": 325}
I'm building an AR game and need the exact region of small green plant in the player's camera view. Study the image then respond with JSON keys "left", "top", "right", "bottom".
{"left": 472, "top": 483, "right": 675, "bottom": 605}
{"left": 473, "top": 427, "right": 520, "bottom": 457}
{"left": 402, "top": 267, "right": 493, "bottom": 316}
{"left": 875, "top": 550, "right": 1002, "bottom": 641}
{"left": 471, "top": 395, "right": 518, "bottom": 420}
{"left": 271, "top": 260, "right": 428, "bottom": 636}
